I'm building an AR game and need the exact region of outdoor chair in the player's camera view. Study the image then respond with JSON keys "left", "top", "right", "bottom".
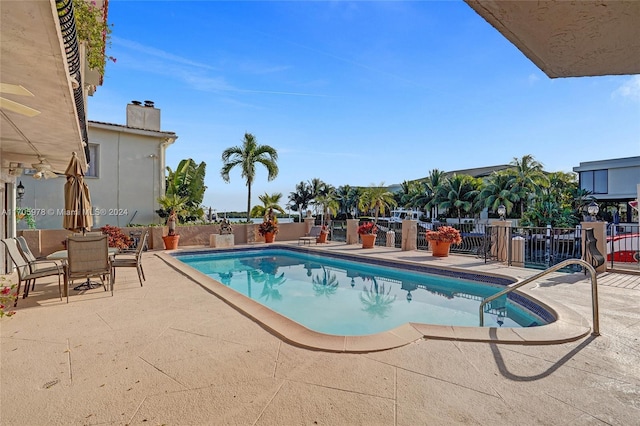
{"left": 16, "top": 236, "right": 64, "bottom": 288}
{"left": 112, "top": 230, "right": 148, "bottom": 286}
{"left": 298, "top": 226, "right": 322, "bottom": 246}
{"left": 1, "top": 238, "right": 65, "bottom": 305}
{"left": 65, "top": 235, "right": 113, "bottom": 296}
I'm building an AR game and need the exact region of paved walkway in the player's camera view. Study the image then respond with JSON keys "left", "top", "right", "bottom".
{"left": 1, "top": 243, "right": 639, "bottom": 425}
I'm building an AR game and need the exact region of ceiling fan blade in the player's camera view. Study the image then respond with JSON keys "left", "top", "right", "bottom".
{"left": 0, "top": 83, "right": 34, "bottom": 97}
{"left": 43, "top": 170, "right": 59, "bottom": 179}
{"left": 0, "top": 97, "right": 41, "bottom": 117}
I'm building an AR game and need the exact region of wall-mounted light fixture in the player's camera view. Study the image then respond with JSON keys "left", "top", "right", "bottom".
{"left": 16, "top": 181, "right": 25, "bottom": 201}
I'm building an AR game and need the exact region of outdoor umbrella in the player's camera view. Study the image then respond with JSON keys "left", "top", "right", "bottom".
{"left": 63, "top": 152, "right": 97, "bottom": 290}
{"left": 63, "top": 151, "right": 93, "bottom": 233}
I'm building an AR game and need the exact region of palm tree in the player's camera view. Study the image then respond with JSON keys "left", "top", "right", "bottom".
{"left": 358, "top": 183, "right": 397, "bottom": 222}
{"left": 221, "top": 133, "right": 278, "bottom": 221}
{"left": 288, "top": 181, "right": 314, "bottom": 221}
{"left": 423, "top": 169, "right": 447, "bottom": 220}
{"left": 315, "top": 191, "right": 339, "bottom": 226}
{"left": 250, "top": 192, "right": 285, "bottom": 219}
{"left": 478, "top": 171, "right": 518, "bottom": 217}
{"left": 335, "top": 185, "right": 358, "bottom": 218}
{"left": 438, "top": 174, "right": 478, "bottom": 224}
{"left": 508, "top": 154, "right": 547, "bottom": 217}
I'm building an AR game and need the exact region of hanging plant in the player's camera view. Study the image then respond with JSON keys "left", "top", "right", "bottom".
{"left": 72, "top": 0, "right": 116, "bottom": 76}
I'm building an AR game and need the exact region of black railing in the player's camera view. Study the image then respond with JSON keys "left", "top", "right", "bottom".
{"left": 328, "top": 220, "right": 639, "bottom": 272}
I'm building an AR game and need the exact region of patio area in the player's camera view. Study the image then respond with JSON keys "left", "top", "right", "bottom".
{"left": 1, "top": 242, "right": 639, "bottom": 425}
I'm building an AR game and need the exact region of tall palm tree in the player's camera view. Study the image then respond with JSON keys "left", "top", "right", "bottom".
{"left": 335, "top": 185, "right": 358, "bottom": 218}
{"left": 438, "top": 174, "right": 478, "bottom": 224}
{"left": 508, "top": 154, "right": 547, "bottom": 217}
{"left": 424, "top": 169, "right": 447, "bottom": 220}
{"left": 358, "top": 183, "right": 398, "bottom": 222}
{"left": 288, "top": 181, "right": 314, "bottom": 221}
{"left": 250, "top": 192, "right": 286, "bottom": 219}
{"left": 221, "top": 133, "right": 278, "bottom": 221}
{"left": 478, "top": 171, "right": 518, "bottom": 217}
{"left": 315, "top": 190, "right": 339, "bottom": 226}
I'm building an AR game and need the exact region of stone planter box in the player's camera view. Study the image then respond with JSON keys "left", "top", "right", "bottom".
{"left": 210, "top": 234, "right": 234, "bottom": 248}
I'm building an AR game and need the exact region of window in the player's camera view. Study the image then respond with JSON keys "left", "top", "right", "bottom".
{"left": 580, "top": 169, "right": 608, "bottom": 194}
{"left": 85, "top": 144, "right": 99, "bottom": 178}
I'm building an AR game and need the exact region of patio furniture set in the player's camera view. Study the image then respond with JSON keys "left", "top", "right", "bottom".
{"left": 2, "top": 230, "right": 148, "bottom": 306}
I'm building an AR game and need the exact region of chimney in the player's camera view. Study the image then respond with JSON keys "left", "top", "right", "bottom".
{"left": 126, "top": 100, "right": 160, "bottom": 131}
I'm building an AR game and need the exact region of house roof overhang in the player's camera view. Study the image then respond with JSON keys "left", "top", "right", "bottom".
{"left": 1, "top": 0, "right": 87, "bottom": 175}
{"left": 464, "top": 0, "right": 640, "bottom": 78}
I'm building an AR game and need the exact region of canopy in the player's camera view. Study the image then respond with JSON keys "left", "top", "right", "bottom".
{"left": 63, "top": 152, "right": 93, "bottom": 232}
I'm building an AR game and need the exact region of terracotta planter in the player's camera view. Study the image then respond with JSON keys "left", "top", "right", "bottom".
{"left": 264, "top": 232, "right": 275, "bottom": 243}
{"left": 162, "top": 235, "right": 180, "bottom": 250}
{"left": 360, "top": 233, "right": 376, "bottom": 249}
{"left": 317, "top": 232, "right": 328, "bottom": 244}
{"left": 430, "top": 240, "right": 451, "bottom": 257}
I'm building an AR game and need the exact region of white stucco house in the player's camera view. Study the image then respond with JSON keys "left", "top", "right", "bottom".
{"left": 18, "top": 101, "right": 177, "bottom": 230}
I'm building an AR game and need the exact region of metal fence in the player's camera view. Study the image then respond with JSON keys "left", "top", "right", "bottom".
{"left": 327, "top": 220, "right": 640, "bottom": 272}
{"left": 607, "top": 223, "right": 640, "bottom": 271}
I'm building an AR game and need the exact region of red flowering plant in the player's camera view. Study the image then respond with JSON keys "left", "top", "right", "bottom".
{"left": 100, "top": 225, "right": 134, "bottom": 249}
{"left": 357, "top": 222, "right": 378, "bottom": 235}
{"left": 425, "top": 226, "right": 462, "bottom": 244}
{"left": 257, "top": 220, "right": 278, "bottom": 236}
{"left": 1, "top": 277, "right": 17, "bottom": 318}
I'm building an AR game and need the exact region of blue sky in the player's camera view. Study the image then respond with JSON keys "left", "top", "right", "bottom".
{"left": 89, "top": 1, "right": 640, "bottom": 213}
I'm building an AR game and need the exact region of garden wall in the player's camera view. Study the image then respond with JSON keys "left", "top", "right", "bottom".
{"left": 20, "top": 222, "right": 308, "bottom": 256}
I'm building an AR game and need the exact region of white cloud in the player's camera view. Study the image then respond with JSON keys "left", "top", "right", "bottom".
{"left": 612, "top": 75, "right": 640, "bottom": 102}
{"left": 527, "top": 73, "right": 540, "bottom": 85}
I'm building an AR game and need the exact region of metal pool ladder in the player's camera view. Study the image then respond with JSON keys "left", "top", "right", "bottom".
{"left": 479, "top": 259, "right": 600, "bottom": 336}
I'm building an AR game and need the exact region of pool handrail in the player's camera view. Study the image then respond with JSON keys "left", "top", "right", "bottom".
{"left": 479, "top": 259, "right": 599, "bottom": 336}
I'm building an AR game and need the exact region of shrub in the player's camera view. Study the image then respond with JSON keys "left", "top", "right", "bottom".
{"left": 357, "top": 222, "right": 378, "bottom": 235}
{"left": 100, "top": 225, "right": 133, "bottom": 249}
{"left": 425, "top": 226, "right": 462, "bottom": 244}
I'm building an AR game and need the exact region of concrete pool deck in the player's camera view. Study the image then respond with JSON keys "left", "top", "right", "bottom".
{"left": 1, "top": 242, "right": 639, "bottom": 424}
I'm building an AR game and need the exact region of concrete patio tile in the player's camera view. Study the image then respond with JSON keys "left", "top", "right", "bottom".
{"left": 367, "top": 339, "right": 504, "bottom": 398}
{"left": 275, "top": 344, "right": 396, "bottom": 399}
{"left": 256, "top": 379, "right": 395, "bottom": 425}
{"left": 394, "top": 367, "right": 523, "bottom": 425}
{"left": 2, "top": 245, "right": 639, "bottom": 425}
{"left": 127, "top": 377, "right": 284, "bottom": 425}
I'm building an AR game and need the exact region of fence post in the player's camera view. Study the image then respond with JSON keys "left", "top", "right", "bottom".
{"left": 346, "top": 219, "right": 359, "bottom": 245}
{"left": 493, "top": 220, "right": 512, "bottom": 262}
{"left": 401, "top": 219, "right": 417, "bottom": 251}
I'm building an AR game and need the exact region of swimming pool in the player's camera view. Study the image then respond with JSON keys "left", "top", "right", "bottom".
{"left": 173, "top": 247, "right": 554, "bottom": 336}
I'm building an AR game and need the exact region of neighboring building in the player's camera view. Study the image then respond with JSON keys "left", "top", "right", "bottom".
{"left": 573, "top": 156, "right": 640, "bottom": 223}
{"left": 19, "top": 101, "right": 177, "bottom": 229}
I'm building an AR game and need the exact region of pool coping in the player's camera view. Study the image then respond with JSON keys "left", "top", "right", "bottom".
{"left": 157, "top": 245, "right": 592, "bottom": 353}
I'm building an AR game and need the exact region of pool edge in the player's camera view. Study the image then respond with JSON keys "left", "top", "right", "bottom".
{"left": 156, "top": 248, "right": 592, "bottom": 352}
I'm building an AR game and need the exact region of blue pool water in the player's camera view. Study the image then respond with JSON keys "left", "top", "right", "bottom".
{"left": 175, "top": 248, "right": 552, "bottom": 336}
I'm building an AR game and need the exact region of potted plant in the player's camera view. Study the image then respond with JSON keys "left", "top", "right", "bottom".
{"left": 158, "top": 194, "right": 188, "bottom": 250}
{"left": 258, "top": 219, "right": 278, "bottom": 243}
{"left": 357, "top": 221, "right": 378, "bottom": 249}
{"left": 425, "top": 226, "right": 462, "bottom": 257}
{"left": 317, "top": 224, "right": 329, "bottom": 244}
